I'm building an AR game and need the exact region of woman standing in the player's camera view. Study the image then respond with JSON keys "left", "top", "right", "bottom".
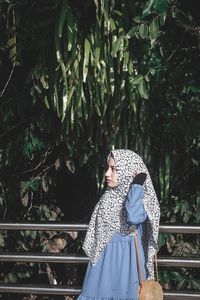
{"left": 78, "top": 149, "right": 160, "bottom": 300}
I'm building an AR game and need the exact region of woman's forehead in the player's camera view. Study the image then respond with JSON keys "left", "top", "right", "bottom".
{"left": 108, "top": 157, "right": 115, "bottom": 166}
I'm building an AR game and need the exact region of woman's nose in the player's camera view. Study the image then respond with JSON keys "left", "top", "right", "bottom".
{"left": 106, "top": 168, "right": 111, "bottom": 177}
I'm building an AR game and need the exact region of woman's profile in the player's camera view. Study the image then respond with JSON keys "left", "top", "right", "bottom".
{"left": 77, "top": 149, "right": 160, "bottom": 300}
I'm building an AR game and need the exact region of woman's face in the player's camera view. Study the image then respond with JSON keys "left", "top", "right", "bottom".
{"left": 105, "top": 157, "right": 118, "bottom": 188}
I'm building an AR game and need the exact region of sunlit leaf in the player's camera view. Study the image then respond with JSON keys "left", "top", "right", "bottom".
{"left": 111, "top": 36, "right": 124, "bottom": 56}
{"left": 149, "top": 17, "right": 159, "bottom": 40}
{"left": 67, "top": 9, "right": 74, "bottom": 51}
{"left": 139, "top": 23, "right": 149, "bottom": 39}
{"left": 133, "top": 16, "right": 142, "bottom": 23}
{"left": 160, "top": 12, "right": 167, "bottom": 26}
{"left": 132, "top": 75, "right": 144, "bottom": 85}
{"left": 127, "top": 26, "right": 138, "bottom": 39}
{"left": 154, "top": 0, "right": 169, "bottom": 13}
{"left": 143, "top": 0, "right": 155, "bottom": 16}
{"left": 138, "top": 79, "right": 149, "bottom": 99}
{"left": 58, "top": 1, "right": 68, "bottom": 38}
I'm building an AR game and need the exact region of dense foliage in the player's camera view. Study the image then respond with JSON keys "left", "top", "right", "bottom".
{"left": 0, "top": 0, "right": 200, "bottom": 298}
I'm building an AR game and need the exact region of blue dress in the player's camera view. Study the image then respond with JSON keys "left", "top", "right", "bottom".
{"left": 78, "top": 184, "right": 147, "bottom": 300}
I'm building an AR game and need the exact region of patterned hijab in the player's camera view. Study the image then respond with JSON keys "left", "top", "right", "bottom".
{"left": 83, "top": 149, "right": 160, "bottom": 279}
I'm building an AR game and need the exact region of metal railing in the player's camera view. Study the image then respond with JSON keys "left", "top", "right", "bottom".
{"left": 0, "top": 223, "right": 200, "bottom": 300}
{"left": 0, "top": 223, "right": 200, "bottom": 233}
{"left": 0, "top": 285, "right": 199, "bottom": 299}
{"left": 0, "top": 223, "right": 88, "bottom": 231}
{"left": 0, "top": 253, "right": 200, "bottom": 268}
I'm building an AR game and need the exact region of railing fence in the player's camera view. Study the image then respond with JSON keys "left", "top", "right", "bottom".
{"left": 0, "top": 223, "right": 200, "bottom": 300}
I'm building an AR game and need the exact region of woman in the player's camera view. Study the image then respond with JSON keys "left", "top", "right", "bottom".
{"left": 78, "top": 149, "right": 160, "bottom": 300}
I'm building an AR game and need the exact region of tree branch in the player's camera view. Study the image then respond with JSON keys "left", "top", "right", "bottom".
{"left": 0, "top": 63, "right": 16, "bottom": 98}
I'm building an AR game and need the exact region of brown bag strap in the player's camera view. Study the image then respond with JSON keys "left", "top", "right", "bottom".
{"left": 134, "top": 231, "right": 159, "bottom": 284}
{"left": 134, "top": 232, "right": 143, "bottom": 286}
{"left": 155, "top": 252, "right": 159, "bottom": 282}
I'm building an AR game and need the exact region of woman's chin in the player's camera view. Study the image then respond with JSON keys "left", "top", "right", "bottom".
{"left": 107, "top": 182, "right": 118, "bottom": 188}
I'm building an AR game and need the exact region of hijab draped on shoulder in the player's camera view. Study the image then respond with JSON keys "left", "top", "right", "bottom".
{"left": 83, "top": 149, "right": 160, "bottom": 279}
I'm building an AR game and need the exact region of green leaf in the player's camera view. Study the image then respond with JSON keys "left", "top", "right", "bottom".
{"left": 95, "top": 103, "right": 101, "bottom": 117}
{"left": 127, "top": 26, "right": 138, "bottom": 39}
{"left": 67, "top": 9, "right": 74, "bottom": 51}
{"left": 110, "top": 18, "right": 116, "bottom": 31}
{"left": 94, "top": 47, "right": 100, "bottom": 68}
{"left": 158, "top": 233, "right": 167, "bottom": 247}
{"left": 62, "top": 86, "right": 75, "bottom": 122}
{"left": 139, "top": 23, "right": 148, "bottom": 39}
{"left": 192, "top": 280, "right": 200, "bottom": 290}
{"left": 8, "top": 273, "right": 18, "bottom": 283}
{"left": 54, "top": 85, "right": 60, "bottom": 117}
{"left": 177, "top": 279, "right": 186, "bottom": 289}
{"left": 133, "top": 16, "right": 141, "bottom": 23}
{"left": 143, "top": 0, "right": 155, "bottom": 16}
{"left": 21, "top": 192, "right": 29, "bottom": 207}
{"left": 40, "top": 75, "right": 49, "bottom": 89}
{"left": 6, "top": 37, "right": 16, "bottom": 48}
{"left": 9, "top": 47, "right": 16, "bottom": 62}
{"left": 145, "top": 74, "right": 150, "bottom": 82}
{"left": 58, "top": 1, "right": 68, "bottom": 38}
{"left": 111, "top": 36, "right": 124, "bottom": 56}
{"left": 183, "top": 211, "right": 192, "bottom": 223}
{"left": 62, "top": 94, "right": 68, "bottom": 122}
{"left": 132, "top": 75, "right": 143, "bottom": 85}
{"left": 171, "top": 6, "right": 177, "bottom": 18}
{"left": 149, "top": 17, "right": 159, "bottom": 40}
{"left": 0, "top": 234, "right": 5, "bottom": 247}
{"left": 138, "top": 79, "right": 149, "bottom": 99}
{"left": 154, "top": 0, "right": 169, "bottom": 13}
{"left": 83, "top": 38, "right": 91, "bottom": 82}
{"left": 160, "top": 12, "right": 167, "bottom": 26}
{"left": 113, "top": 10, "right": 123, "bottom": 17}
{"left": 174, "top": 204, "right": 180, "bottom": 214}
{"left": 150, "top": 68, "right": 156, "bottom": 75}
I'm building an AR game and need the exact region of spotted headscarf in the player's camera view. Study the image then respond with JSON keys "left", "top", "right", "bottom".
{"left": 83, "top": 149, "right": 160, "bottom": 279}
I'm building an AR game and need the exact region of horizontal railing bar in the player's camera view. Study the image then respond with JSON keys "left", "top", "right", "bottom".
{"left": 0, "top": 223, "right": 88, "bottom": 231}
{"left": 0, "top": 254, "right": 199, "bottom": 267}
{"left": 159, "top": 225, "right": 200, "bottom": 234}
{"left": 0, "top": 254, "right": 89, "bottom": 263}
{"left": 164, "top": 290, "right": 200, "bottom": 299}
{"left": 0, "top": 284, "right": 81, "bottom": 295}
{"left": 0, "top": 223, "right": 200, "bottom": 233}
{"left": 157, "top": 257, "right": 200, "bottom": 268}
{"left": 0, "top": 285, "right": 200, "bottom": 299}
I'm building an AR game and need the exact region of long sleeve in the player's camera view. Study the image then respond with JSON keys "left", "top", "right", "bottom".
{"left": 125, "top": 184, "right": 147, "bottom": 225}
